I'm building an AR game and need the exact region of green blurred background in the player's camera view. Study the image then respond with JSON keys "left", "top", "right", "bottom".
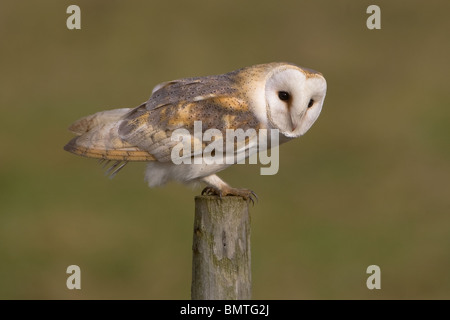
{"left": 0, "top": 0, "right": 449, "bottom": 299}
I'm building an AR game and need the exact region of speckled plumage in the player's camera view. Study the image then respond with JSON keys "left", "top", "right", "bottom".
{"left": 64, "top": 62, "right": 327, "bottom": 200}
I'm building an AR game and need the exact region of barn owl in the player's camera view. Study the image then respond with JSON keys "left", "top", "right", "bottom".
{"left": 64, "top": 62, "right": 327, "bottom": 202}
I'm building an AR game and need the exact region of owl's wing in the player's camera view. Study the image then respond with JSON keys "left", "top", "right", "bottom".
{"left": 118, "top": 78, "right": 261, "bottom": 163}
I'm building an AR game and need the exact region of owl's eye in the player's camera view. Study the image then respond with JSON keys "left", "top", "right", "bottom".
{"left": 278, "top": 91, "right": 290, "bottom": 101}
{"left": 307, "top": 99, "right": 314, "bottom": 108}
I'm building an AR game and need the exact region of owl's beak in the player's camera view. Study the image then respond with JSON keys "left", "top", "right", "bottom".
{"left": 290, "top": 108, "right": 308, "bottom": 133}
{"left": 290, "top": 110, "right": 300, "bottom": 132}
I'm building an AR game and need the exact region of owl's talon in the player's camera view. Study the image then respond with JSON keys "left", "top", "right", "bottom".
{"left": 201, "top": 186, "right": 221, "bottom": 196}
{"left": 227, "top": 188, "right": 258, "bottom": 204}
{"left": 246, "top": 190, "right": 258, "bottom": 206}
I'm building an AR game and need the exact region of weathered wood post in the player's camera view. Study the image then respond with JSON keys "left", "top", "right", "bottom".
{"left": 191, "top": 195, "right": 251, "bottom": 300}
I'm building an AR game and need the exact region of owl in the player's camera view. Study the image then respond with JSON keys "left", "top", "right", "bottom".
{"left": 64, "top": 62, "right": 327, "bottom": 202}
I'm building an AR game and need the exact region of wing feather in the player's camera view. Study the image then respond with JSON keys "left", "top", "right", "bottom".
{"left": 64, "top": 136, "right": 156, "bottom": 161}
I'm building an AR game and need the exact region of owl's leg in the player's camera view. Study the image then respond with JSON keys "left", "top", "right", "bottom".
{"left": 200, "top": 174, "right": 258, "bottom": 204}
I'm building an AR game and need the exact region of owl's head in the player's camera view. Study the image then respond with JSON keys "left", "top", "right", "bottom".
{"left": 260, "top": 63, "right": 327, "bottom": 138}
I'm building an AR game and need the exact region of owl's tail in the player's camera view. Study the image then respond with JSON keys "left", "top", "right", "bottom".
{"left": 64, "top": 106, "right": 156, "bottom": 162}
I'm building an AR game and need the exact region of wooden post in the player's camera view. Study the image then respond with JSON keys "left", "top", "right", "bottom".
{"left": 191, "top": 195, "right": 251, "bottom": 300}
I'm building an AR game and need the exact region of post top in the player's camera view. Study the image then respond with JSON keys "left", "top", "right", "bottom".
{"left": 195, "top": 195, "right": 248, "bottom": 203}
